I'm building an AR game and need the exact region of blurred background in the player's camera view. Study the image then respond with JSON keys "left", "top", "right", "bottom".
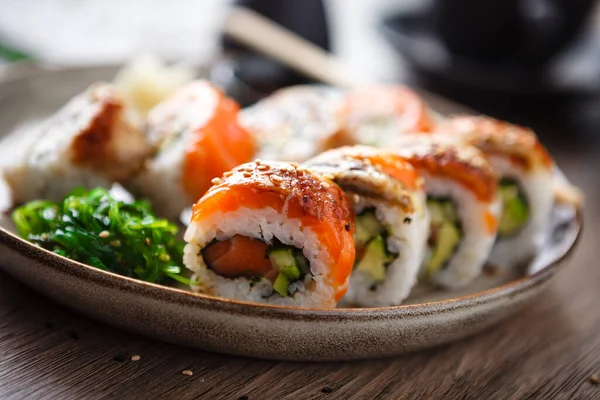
{"left": 1, "top": 0, "right": 600, "bottom": 149}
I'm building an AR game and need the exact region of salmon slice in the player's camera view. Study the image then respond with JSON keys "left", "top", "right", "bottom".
{"left": 183, "top": 86, "right": 256, "bottom": 201}
{"left": 202, "top": 235, "right": 274, "bottom": 278}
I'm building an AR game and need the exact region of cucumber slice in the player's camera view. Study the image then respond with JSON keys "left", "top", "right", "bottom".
{"left": 273, "top": 273, "right": 290, "bottom": 297}
{"left": 267, "top": 245, "right": 309, "bottom": 297}
{"left": 293, "top": 249, "right": 310, "bottom": 275}
{"left": 267, "top": 247, "right": 296, "bottom": 268}
{"left": 280, "top": 265, "right": 301, "bottom": 280}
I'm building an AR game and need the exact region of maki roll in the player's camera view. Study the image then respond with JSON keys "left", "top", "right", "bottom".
{"left": 434, "top": 115, "right": 554, "bottom": 267}
{"left": 304, "top": 146, "right": 429, "bottom": 307}
{"left": 239, "top": 85, "right": 350, "bottom": 162}
{"left": 132, "top": 80, "right": 257, "bottom": 220}
{"left": 183, "top": 160, "right": 355, "bottom": 308}
{"left": 391, "top": 135, "right": 501, "bottom": 289}
{"left": 3, "top": 83, "right": 151, "bottom": 205}
{"left": 342, "top": 85, "right": 435, "bottom": 146}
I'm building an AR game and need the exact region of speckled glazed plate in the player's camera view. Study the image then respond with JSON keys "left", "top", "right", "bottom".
{"left": 0, "top": 65, "right": 583, "bottom": 361}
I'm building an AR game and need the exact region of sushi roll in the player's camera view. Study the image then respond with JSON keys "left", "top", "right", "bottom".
{"left": 238, "top": 85, "right": 350, "bottom": 162}
{"left": 434, "top": 115, "right": 554, "bottom": 267}
{"left": 132, "top": 80, "right": 257, "bottom": 220}
{"left": 304, "top": 146, "right": 429, "bottom": 307}
{"left": 183, "top": 160, "right": 356, "bottom": 308}
{"left": 391, "top": 135, "right": 501, "bottom": 289}
{"left": 2, "top": 83, "right": 151, "bottom": 205}
{"left": 342, "top": 85, "right": 435, "bottom": 146}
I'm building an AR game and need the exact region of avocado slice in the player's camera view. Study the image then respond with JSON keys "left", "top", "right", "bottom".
{"left": 355, "top": 210, "right": 384, "bottom": 247}
{"left": 498, "top": 181, "right": 529, "bottom": 237}
{"left": 425, "top": 221, "right": 461, "bottom": 276}
{"left": 355, "top": 235, "right": 395, "bottom": 283}
{"left": 424, "top": 199, "right": 461, "bottom": 277}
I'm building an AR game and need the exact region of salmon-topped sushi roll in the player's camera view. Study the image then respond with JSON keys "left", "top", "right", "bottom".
{"left": 391, "top": 135, "right": 501, "bottom": 289}
{"left": 342, "top": 85, "right": 435, "bottom": 146}
{"left": 434, "top": 115, "right": 554, "bottom": 268}
{"left": 304, "top": 146, "right": 429, "bottom": 307}
{"left": 183, "top": 160, "right": 355, "bottom": 308}
{"left": 132, "top": 80, "right": 257, "bottom": 220}
{"left": 238, "top": 85, "right": 350, "bottom": 162}
{"left": 3, "top": 83, "right": 151, "bottom": 205}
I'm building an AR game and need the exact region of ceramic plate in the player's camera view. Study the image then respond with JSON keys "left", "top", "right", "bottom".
{"left": 0, "top": 65, "right": 582, "bottom": 361}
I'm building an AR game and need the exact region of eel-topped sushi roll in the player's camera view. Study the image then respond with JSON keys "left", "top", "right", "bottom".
{"left": 183, "top": 160, "right": 355, "bottom": 308}
{"left": 434, "top": 115, "right": 554, "bottom": 267}
{"left": 239, "top": 85, "right": 350, "bottom": 162}
{"left": 3, "top": 83, "right": 151, "bottom": 205}
{"left": 391, "top": 135, "right": 501, "bottom": 289}
{"left": 133, "top": 80, "right": 256, "bottom": 220}
{"left": 342, "top": 85, "right": 435, "bottom": 146}
{"left": 304, "top": 146, "right": 429, "bottom": 307}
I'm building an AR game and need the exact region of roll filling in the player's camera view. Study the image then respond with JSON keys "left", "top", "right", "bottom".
{"left": 201, "top": 236, "right": 311, "bottom": 297}
{"left": 497, "top": 179, "right": 529, "bottom": 237}
{"left": 423, "top": 198, "right": 462, "bottom": 278}
{"left": 353, "top": 209, "right": 398, "bottom": 290}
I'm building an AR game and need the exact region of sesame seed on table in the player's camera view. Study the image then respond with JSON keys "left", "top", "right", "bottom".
{"left": 0, "top": 149, "right": 597, "bottom": 399}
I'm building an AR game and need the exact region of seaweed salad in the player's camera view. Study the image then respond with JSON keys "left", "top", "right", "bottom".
{"left": 12, "top": 187, "right": 190, "bottom": 285}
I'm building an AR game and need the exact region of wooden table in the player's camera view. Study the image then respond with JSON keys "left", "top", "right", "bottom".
{"left": 0, "top": 149, "right": 598, "bottom": 400}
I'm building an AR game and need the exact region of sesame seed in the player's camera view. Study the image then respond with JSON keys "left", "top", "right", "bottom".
{"left": 270, "top": 175, "right": 283, "bottom": 184}
{"left": 182, "top": 370, "right": 193, "bottom": 376}
{"left": 320, "top": 182, "right": 330, "bottom": 189}
{"left": 243, "top": 172, "right": 252, "bottom": 178}
{"left": 131, "top": 355, "right": 141, "bottom": 361}
{"left": 289, "top": 162, "right": 299, "bottom": 167}
{"left": 98, "top": 230, "right": 110, "bottom": 238}
{"left": 323, "top": 174, "right": 335, "bottom": 180}
{"left": 211, "top": 177, "right": 222, "bottom": 185}
{"left": 223, "top": 171, "right": 233, "bottom": 178}
{"left": 257, "top": 165, "right": 269, "bottom": 171}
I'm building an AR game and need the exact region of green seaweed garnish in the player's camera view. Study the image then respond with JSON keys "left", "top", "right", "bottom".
{"left": 12, "top": 187, "right": 191, "bottom": 285}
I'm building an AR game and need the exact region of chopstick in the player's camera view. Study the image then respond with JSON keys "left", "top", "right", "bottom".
{"left": 223, "top": 7, "right": 369, "bottom": 88}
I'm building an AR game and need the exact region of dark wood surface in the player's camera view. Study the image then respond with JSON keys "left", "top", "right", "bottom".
{"left": 0, "top": 149, "right": 598, "bottom": 400}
